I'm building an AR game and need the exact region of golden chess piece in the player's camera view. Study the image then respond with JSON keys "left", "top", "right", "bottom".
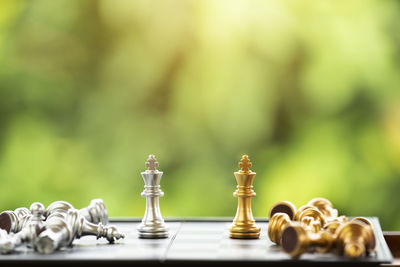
{"left": 308, "top": 198, "right": 347, "bottom": 223}
{"left": 351, "top": 217, "right": 376, "bottom": 253}
{"left": 293, "top": 205, "right": 326, "bottom": 233}
{"left": 296, "top": 206, "right": 326, "bottom": 233}
{"left": 269, "top": 201, "right": 297, "bottom": 220}
{"left": 268, "top": 212, "right": 291, "bottom": 244}
{"left": 294, "top": 205, "right": 315, "bottom": 221}
{"left": 229, "top": 155, "right": 260, "bottom": 239}
{"left": 324, "top": 221, "right": 343, "bottom": 235}
{"left": 281, "top": 223, "right": 334, "bottom": 258}
{"left": 336, "top": 221, "right": 374, "bottom": 259}
{"left": 268, "top": 207, "right": 325, "bottom": 245}
{"left": 308, "top": 198, "right": 338, "bottom": 218}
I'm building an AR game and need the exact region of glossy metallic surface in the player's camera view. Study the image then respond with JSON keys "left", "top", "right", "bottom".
{"left": 36, "top": 209, "right": 124, "bottom": 254}
{"left": 229, "top": 155, "right": 260, "bottom": 239}
{"left": 137, "top": 155, "right": 168, "bottom": 239}
{"left": 0, "top": 202, "right": 45, "bottom": 254}
{"left": 336, "top": 221, "right": 374, "bottom": 259}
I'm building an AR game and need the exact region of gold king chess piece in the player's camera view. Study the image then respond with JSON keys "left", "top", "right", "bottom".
{"left": 229, "top": 155, "right": 260, "bottom": 239}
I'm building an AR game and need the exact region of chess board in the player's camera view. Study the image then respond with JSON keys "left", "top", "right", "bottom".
{"left": 0, "top": 218, "right": 392, "bottom": 266}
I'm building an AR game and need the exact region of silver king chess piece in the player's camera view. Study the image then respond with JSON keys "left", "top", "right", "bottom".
{"left": 137, "top": 154, "right": 168, "bottom": 238}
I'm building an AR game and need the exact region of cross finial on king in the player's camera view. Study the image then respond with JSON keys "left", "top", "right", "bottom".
{"left": 239, "top": 155, "right": 252, "bottom": 173}
{"left": 145, "top": 154, "right": 159, "bottom": 171}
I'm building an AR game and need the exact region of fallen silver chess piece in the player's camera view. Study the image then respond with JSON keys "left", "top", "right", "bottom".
{"left": 36, "top": 209, "right": 125, "bottom": 254}
{"left": 0, "top": 199, "right": 108, "bottom": 234}
{"left": 0, "top": 202, "right": 45, "bottom": 254}
{"left": 0, "top": 199, "right": 125, "bottom": 254}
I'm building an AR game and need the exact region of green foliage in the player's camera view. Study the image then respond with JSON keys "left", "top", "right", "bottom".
{"left": 0, "top": 0, "right": 400, "bottom": 230}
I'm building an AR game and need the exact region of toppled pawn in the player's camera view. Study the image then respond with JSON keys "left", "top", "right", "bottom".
{"left": 0, "top": 198, "right": 109, "bottom": 234}
{"left": 137, "top": 155, "right": 168, "bottom": 239}
{"left": 351, "top": 217, "right": 377, "bottom": 253}
{"left": 79, "top": 199, "right": 109, "bottom": 225}
{"left": 36, "top": 209, "right": 124, "bottom": 254}
{"left": 308, "top": 198, "right": 347, "bottom": 224}
{"left": 336, "top": 220, "right": 375, "bottom": 258}
{"left": 45, "top": 198, "right": 109, "bottom": 225}
{"left": 269, "top": 201, "right": 297, "bottom": 221}
{"left": 0, "top": 202, "right": 45, "bottom": 254}
{"left": 268, "top": 202, "right": 326, "bottom": 245}
{"left": 0, "top": 207, "right": 31, "bottom": 233}
{"left": 281, "top": 223, "right": 334, "bottom": 258}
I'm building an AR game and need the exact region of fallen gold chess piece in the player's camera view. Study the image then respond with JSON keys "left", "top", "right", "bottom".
{"left": 268, "top": 198, "right": 376, "bottom": 259}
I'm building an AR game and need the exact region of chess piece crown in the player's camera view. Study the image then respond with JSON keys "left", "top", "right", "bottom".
{"left": 229, "top": 155, "right": 260, "bottom": 239}
{"left": 137, "top": 154, "right": 168, "bottom": 239}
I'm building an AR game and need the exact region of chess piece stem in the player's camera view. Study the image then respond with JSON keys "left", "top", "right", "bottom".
{"left": 229, "top": 155, "right": 260, "bottom": 239}
{"left": 137, "top": 155, "right": 168, "bottom": 239}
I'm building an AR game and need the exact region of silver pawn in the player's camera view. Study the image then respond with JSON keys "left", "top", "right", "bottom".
{"left": 79, "top": 199, "right": 109, "bottom": 225}
{"left": 137, "top": 155, "right": 168, "bottom": 238}
{"left": 0, "top": 207, "right": 30, "bottom": 233}
{"left": 0, "top": 198, "right": 108, "bottom": 234}
{"left": 46, "top": 199, "right": 109, "bottom": 225}
{"left": 0, "top": 202, "right": 45, "bottom": 254}
{"left": 36, "top": 209, "right": 125, "bottom": 254}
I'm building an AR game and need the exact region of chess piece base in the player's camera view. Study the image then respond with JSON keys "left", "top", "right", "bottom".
{"left": 229, "top": 224, "right": 261, "bottom": 239}
{"left": 229, "top": 231, "right": 260, "bottom": 239}
{"left": 137, "top": 223, "right": 169, "bottom": 239}
{"left": 138, "top": 231, "right": 169, "bottom": 239}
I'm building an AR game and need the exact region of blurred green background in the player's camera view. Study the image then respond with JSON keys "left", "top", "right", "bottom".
{"left": 0, "top": 0, "right": 400, "bottom": 230}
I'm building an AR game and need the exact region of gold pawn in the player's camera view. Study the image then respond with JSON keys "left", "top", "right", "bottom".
{"left": 308, "top": 198, "right": 347, "bottom": 224}
{"left": 296, "top": 206, "right": 326, "bottom": 233}
{"left": 268, "top": 201, "right": 296, "bottom": 244}
{"left": 229, "top": 155, "right": 260, "bottom": 239}
{"left": 269, "top": 201, "right": 297, "bottom": 220}
{"left": 268, "top": 206, "right": 325, "bottom": 245}
{"left": 351, "top": 217, "right": 377, "bottom": 253}
{"left": 281, "top": 223, "right": 334, "bottom": 258}
{"left": 268, "top": 212, "right": 291, "bottom": 244}
{"left": 308, "top": 198, "right": 338, "bottom": 218}
{"left": 336, "top": 221, "right": 374, "bottom": 258}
